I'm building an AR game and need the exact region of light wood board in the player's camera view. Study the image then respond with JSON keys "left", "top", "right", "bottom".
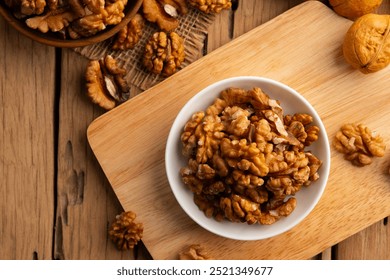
{"left": 87, "top": 1, "right": 390, "bottom": 259}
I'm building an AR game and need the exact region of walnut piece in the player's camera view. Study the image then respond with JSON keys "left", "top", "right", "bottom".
{"left": 143, "top": 0, "right": 188, "bottom": 31}
{"left": 112, "top": 13, "right": 145, "bottom": 50}
{"left": 343, "top": 13, "right": 390, "bottom": 74}
{"left": 109, "top": 211, "right": 144, "bottom": 250}
{"left": 83, "top": 0, "right": 105, "bottom": 14}
{"left": 143, "top": 31, "right": 185, "bottom": 77}
{"left": 179, "top": 244, "right": 212, "bottom": 260}
{"left": 188, "top": 0, "right": 232, "bottom": 14}
{"left": 333, "top": 123, "right": 386, "bottom": 166}
{"left": 26, "top": 7, "right": 77, "bottom": 33}
{"left": 85, "top": 55, "right": 130, "bottom": 110}
{"left": 180, "top": 87, "right": 323, "bottom": 225}
{"left": 21, "top": 0, "right": 46, "bottom": 15}
{"left": 102, "top": 0, "right": 127, "bottom": 25}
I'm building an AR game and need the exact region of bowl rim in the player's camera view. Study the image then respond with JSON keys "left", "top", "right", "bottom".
{"left": 0, "top": 0, "right": 143, "bottom": 48}
{"left": 165, "top": 76, "right": 331, "bottom": 240}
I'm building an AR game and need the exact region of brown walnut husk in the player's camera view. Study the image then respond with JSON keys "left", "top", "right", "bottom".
{"left": 343, "top": 13, "right": 390, "bottom": 74}
{"left": 329, "top": 0, "right": 383, "bottom": 20}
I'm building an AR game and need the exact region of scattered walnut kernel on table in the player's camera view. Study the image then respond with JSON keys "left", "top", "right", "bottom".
{"left": 180, "top": 87, "right": 323, "bottom": 226}
{"left": 179, "top": 244, "right": 212, "bottom": 260}
{"left": 108, "top": 211, "right": 144, "bottom": 250}
{"left": 85, "top": 54, "right": 130, "bottom": 110}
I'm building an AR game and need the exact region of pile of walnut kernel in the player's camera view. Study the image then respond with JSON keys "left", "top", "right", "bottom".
{"left": 180, "top": 87, "right": 323, "bottom": 225}
{"left": 84, "top": 0, "right": 233, "bottom": 109}
{"left": 5, "top": 0, "right": 129, "bottom": 39}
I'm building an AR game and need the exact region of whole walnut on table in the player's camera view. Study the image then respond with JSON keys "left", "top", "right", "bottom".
{"left": 329, "top": 0, "right": 383, "bottom": 20}
{"left": 342, "top": 13, "right": 390, "bottom": 74}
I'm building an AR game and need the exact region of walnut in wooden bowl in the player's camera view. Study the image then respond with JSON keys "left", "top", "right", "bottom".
{"left": 0, "top": 0, "right": 143, "bottom": 48}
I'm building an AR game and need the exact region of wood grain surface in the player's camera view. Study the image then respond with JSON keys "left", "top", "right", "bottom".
{"left": 87, "top": 1, "right": 390, "bottom": 260}
{"left": 0, "top": 17, "right": 56, "bottom": 259}
{"left": 1, "top": 0, "right": 389, "bottom": 260}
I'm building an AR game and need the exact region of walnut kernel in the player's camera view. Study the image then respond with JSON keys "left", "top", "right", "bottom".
{"left": 143, "top": 31, "right": 185, "bottom": 77}
{"left": 142, "top": 0, "right": 188, "bottom": 31}
{"left": 112, "top": 13, "right": 145, "bottom": 50}
{"left": 109, "top": 211, "right": 144, "bottom": 250}
{"left": 188, "top": 0, "right": 232, "bottom": 14}
{"left": 10, "top": 0, "right": 129, "bottom": 38}
{"left": 179, "top": 244, "right": 212, "bottom": 260}
{"left": 333, "top": 123, "right": 386, "bottom": 166}
{"left": 85, "top": 55, "right": 130, "bottom": 110}
{"left": 180, "top": 87, "right": 323, "bottom": 225}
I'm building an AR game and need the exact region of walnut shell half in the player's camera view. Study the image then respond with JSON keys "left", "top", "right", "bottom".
{"left": 343, "top": 13, "right": 390, "bottom": 74}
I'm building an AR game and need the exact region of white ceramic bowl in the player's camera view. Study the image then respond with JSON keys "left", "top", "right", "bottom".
{"left": 165, "top": 76, "right": 330, "bottom": 240}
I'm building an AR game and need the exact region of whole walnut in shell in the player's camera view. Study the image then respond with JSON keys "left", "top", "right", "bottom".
{"left": 343, "top": 13, "right": 390, "bottom": 74}
{"left": 329, "top": 0, "right": 383, "bottom": 20}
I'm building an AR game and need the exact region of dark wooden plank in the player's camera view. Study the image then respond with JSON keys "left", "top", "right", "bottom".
{"left": 54, "top": 49, "right": 138, "bottom": 259}
{"left": 0, "top": 16, "right": 56, "bottom": 260}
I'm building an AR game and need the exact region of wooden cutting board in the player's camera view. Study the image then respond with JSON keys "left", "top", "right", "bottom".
{"left": 87, "top": 1, "right": 390, "bottom": 259}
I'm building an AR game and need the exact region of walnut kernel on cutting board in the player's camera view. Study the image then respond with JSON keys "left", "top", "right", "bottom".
{"left": 333, "top": 123, "right": 386, "bottom": 166}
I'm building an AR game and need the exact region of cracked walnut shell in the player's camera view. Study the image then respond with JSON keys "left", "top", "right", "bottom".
{"left": 109, "top": 211, "right": 144, "bottom": 250}
{"left": 143, "top": 31, "right": 185, "bottom": 77}
{"left": 343, "top": 13, "right": 390, "bottom": 74}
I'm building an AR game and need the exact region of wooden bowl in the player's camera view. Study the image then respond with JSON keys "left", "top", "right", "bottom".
{"left": 0, "top": 0, "right": 143, "bottom": 48}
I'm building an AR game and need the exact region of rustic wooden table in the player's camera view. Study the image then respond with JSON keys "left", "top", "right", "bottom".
{"left": 1, "top": 0, "right": 389, "bottom": 260}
